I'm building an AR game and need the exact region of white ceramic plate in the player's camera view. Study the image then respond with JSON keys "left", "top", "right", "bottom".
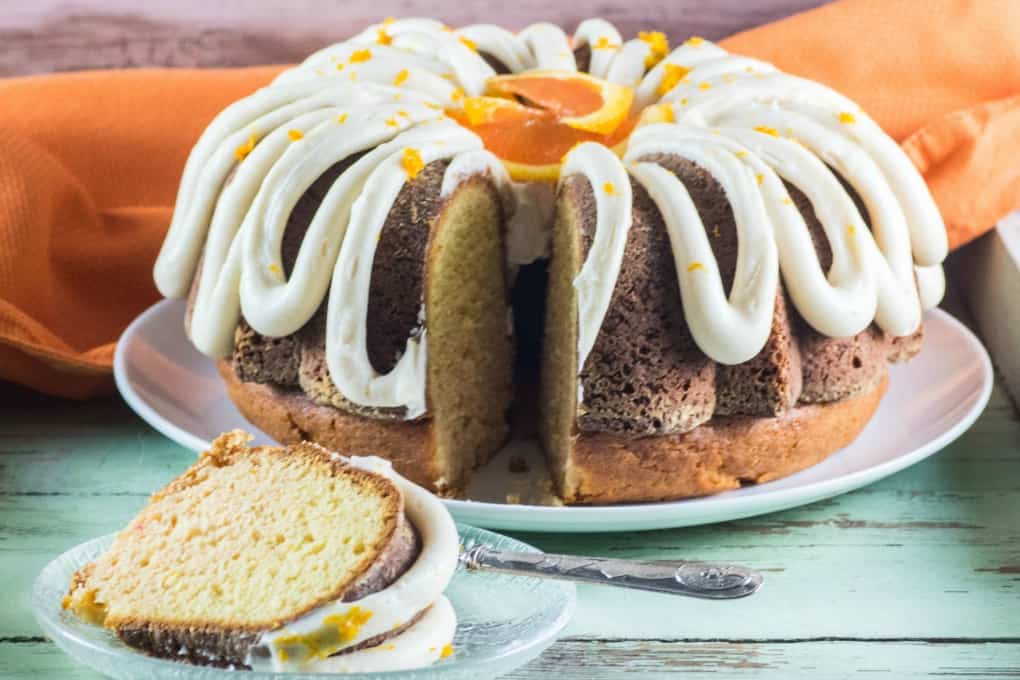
{"left": 116, "top": 300, "right": 993, "bottom": 532}
{"left": 34, "top": 524, "right": 575, "bottom": 680}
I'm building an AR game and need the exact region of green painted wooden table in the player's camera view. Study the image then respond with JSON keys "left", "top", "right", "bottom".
{"left": 2, "top": 360, "right": 1019, "bottom": 678}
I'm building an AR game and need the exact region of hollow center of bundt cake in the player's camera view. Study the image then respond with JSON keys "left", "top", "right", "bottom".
{"left": 448, "top": 71, "right": 637, "bottom": 178}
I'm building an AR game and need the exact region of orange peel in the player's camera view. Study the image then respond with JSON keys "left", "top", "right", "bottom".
{"left": 483, "top": 70, "right": 633, "bottom": 135}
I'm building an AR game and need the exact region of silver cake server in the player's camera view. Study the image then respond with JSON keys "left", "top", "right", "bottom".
{"left": 458, "top": 545, "right": 763, "bottom": 599}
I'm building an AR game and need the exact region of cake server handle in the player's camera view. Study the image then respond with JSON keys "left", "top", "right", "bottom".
{"left": 458, "top": 545, "right": 763, "bottom": 599}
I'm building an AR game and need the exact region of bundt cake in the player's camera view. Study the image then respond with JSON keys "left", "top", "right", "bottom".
{"left": 153, "top": 17, "right": 948, "bottom": 504}
{"left": 63, "top": 431, "right": 458, "bottom": 672}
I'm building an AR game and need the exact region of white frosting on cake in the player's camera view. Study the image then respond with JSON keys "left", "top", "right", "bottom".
{"left": 155, "top": 17, "right": 948, "bottom": 419}
{"left": 308, "top": 596, "right": 457, "bottom": 673}
{"left": 248, "top": 455, "right": 458, "bottom": 672}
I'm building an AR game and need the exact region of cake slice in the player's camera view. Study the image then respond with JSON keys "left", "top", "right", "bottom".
{"left": 63, "top": 431, "right": 457, "bottom": 671}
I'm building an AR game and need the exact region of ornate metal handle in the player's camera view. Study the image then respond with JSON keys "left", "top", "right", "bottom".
{"left": 459, "top": 545, "right": 763, "bottom": 599}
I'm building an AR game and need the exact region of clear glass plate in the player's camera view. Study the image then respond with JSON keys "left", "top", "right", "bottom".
{"left": 33, "top": 524, "right": 575, "bottom": 679}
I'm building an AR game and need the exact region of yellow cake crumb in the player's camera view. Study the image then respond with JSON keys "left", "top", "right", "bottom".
{"left": 441, "top": 643, "right": 454, "bottom": 659}
{"left": 337, "top": 112, "right": 348, "bottom": 124}
{"left": 287, "top": 129, "right": 303, "bottom": 141}
{"left": 234, "top": 133, "right": 257, "bottom": 161}
{"left": 349, "top": 48, "right": 372, "bottom": 63}
{"left": 838, "top": 111, "right": 857, "bottom": 124}
{"left": 847, "top": 224, "right": 857, "bottom": 237}
{"left": 336, "top": 62, "right": 344, "bottom": 72}
{"left": 753, "top": 125, "right": 778, "bottom": 137}
{"left": 698, "top": 81, "right": 712, "bottom": 90}
{"left": 782, "top": 196, "right": 793, "bottom": 205}
{"left": 639, "top": 31, "right": 669, "bottom": 68}
{"left": 594, "top": 36, "right": 619, "bottom": 50}
{"left": 376, "top": 29, "right": 392, "bottom": 45}
{"left": 603, "top": 181, "right": 615, "bottom": 195}
{"left": 459, "top": 36, "right": 478, "bottom": 51}
{"left": 393, "top": 69, "right": 409, "bottom": 86}
{"left": 756, "top": 173, "right": 764, "bottom": 185}
{"left": 735, "top": 150, "right": 748, "bottom": 158}
{"left": 402, "top": 148, "right": 425, "bottom": 180}
{"left": 687, "top": 261, "right": 705, "bottom": 272}
{"left": 385, "top": 116, "right": 399, "bottom": 127}
{"left": 685, "top": 36, "right": 705, "bottom": 47}
{"left": 656, "top": 63, "right": 691, "bottom": 95}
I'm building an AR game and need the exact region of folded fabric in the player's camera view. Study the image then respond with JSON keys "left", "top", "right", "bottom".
{"left": 1, "top": 0, "right": 1018, "bottom": 398}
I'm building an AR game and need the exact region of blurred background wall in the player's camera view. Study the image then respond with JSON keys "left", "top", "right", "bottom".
{"left": 1, "top": 0, "right": 829, "bottom": 76}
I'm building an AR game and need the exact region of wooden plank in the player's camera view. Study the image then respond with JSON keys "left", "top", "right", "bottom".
{"left": 2, "top": 377, "right": 1018, "bottom": 644}
{"left": 4, "top": 473, "right": 1018, "bottom": 640}
{"left": 0, "top": 1, "right": 829, "bottom": 76}
{"left": 2, "top": 638, "right": 1018, "bottom": 679}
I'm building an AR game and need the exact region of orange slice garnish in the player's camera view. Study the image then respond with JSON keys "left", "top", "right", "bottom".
{"left": 451, "top": 72, "right": 638, "bottom": 181}
{"left": 483, "top": 71, "right": 633, "bottom": 135}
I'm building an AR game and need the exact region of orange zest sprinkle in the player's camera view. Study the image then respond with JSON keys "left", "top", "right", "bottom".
{"left": 402, "top": 147, "right": 425, "bottom": 180}
{"left": 753, "top": 125, "right": 778, "bottom": 137}
{"left": 349, "top": 48, "right": 372, "bottom": 63}
{"left": 234, "top": 133, "right": 257, "bottom": 161}
{"left": 594, "top": 36, "right": 620, "bottom": 49}
{"left": 639, "top": 31, "right": 669, "bottom": 68}
{"left": 603, "top": 181, "right": 615, "bottom": 195}
{"left": 685, "top": 36, "right": 706, "bottom": 47}
{"left": 451, "top": 87, "right": 465, "bottom": 102}
{"left": 287, "top": 129, "right": 304, "bottom": 141}
{"left": 323, "top": 606, "right": 374, "bottom": 643}
{"left": 376, "top": 29, "right": 393, "bottom": 45}
{"left": 459, "top": 35, "right": 478, "bottom": 51}
{"left": 337, "top": 112, "right": 348, "bottom": 124}
{"left": 393, "top": 68, "right": 409, "bottom": 86}
{"left": 687, "top": 262, "right": 705, "bottom": 272}
{"left": 838, "top": 111, "right": 857, "bottom": 124}
{"left": 656, "top": 63, "right": 691, "bottom": 95}
{"left": 440, "top": 644, "right": 454, "bottom": 659}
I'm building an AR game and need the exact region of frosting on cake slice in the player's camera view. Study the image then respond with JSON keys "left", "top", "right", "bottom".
{"left": 63, "top": 430, "right": 458, "bottom": 671}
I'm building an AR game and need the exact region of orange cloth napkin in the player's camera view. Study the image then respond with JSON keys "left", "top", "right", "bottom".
{"left": 1, "top": 0, "right": 1019, "bottom": 398}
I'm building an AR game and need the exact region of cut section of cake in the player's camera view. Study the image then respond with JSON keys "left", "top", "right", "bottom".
{"left": 63, "top": 431, "right": 458, "bottom": 672}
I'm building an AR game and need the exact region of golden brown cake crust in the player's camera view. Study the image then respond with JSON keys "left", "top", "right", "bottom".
{"left": 218, "top": 360, "right": 448, "bottom": 493}
{"left": 565, "top": 377, "right": 888, "bottom": 505}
